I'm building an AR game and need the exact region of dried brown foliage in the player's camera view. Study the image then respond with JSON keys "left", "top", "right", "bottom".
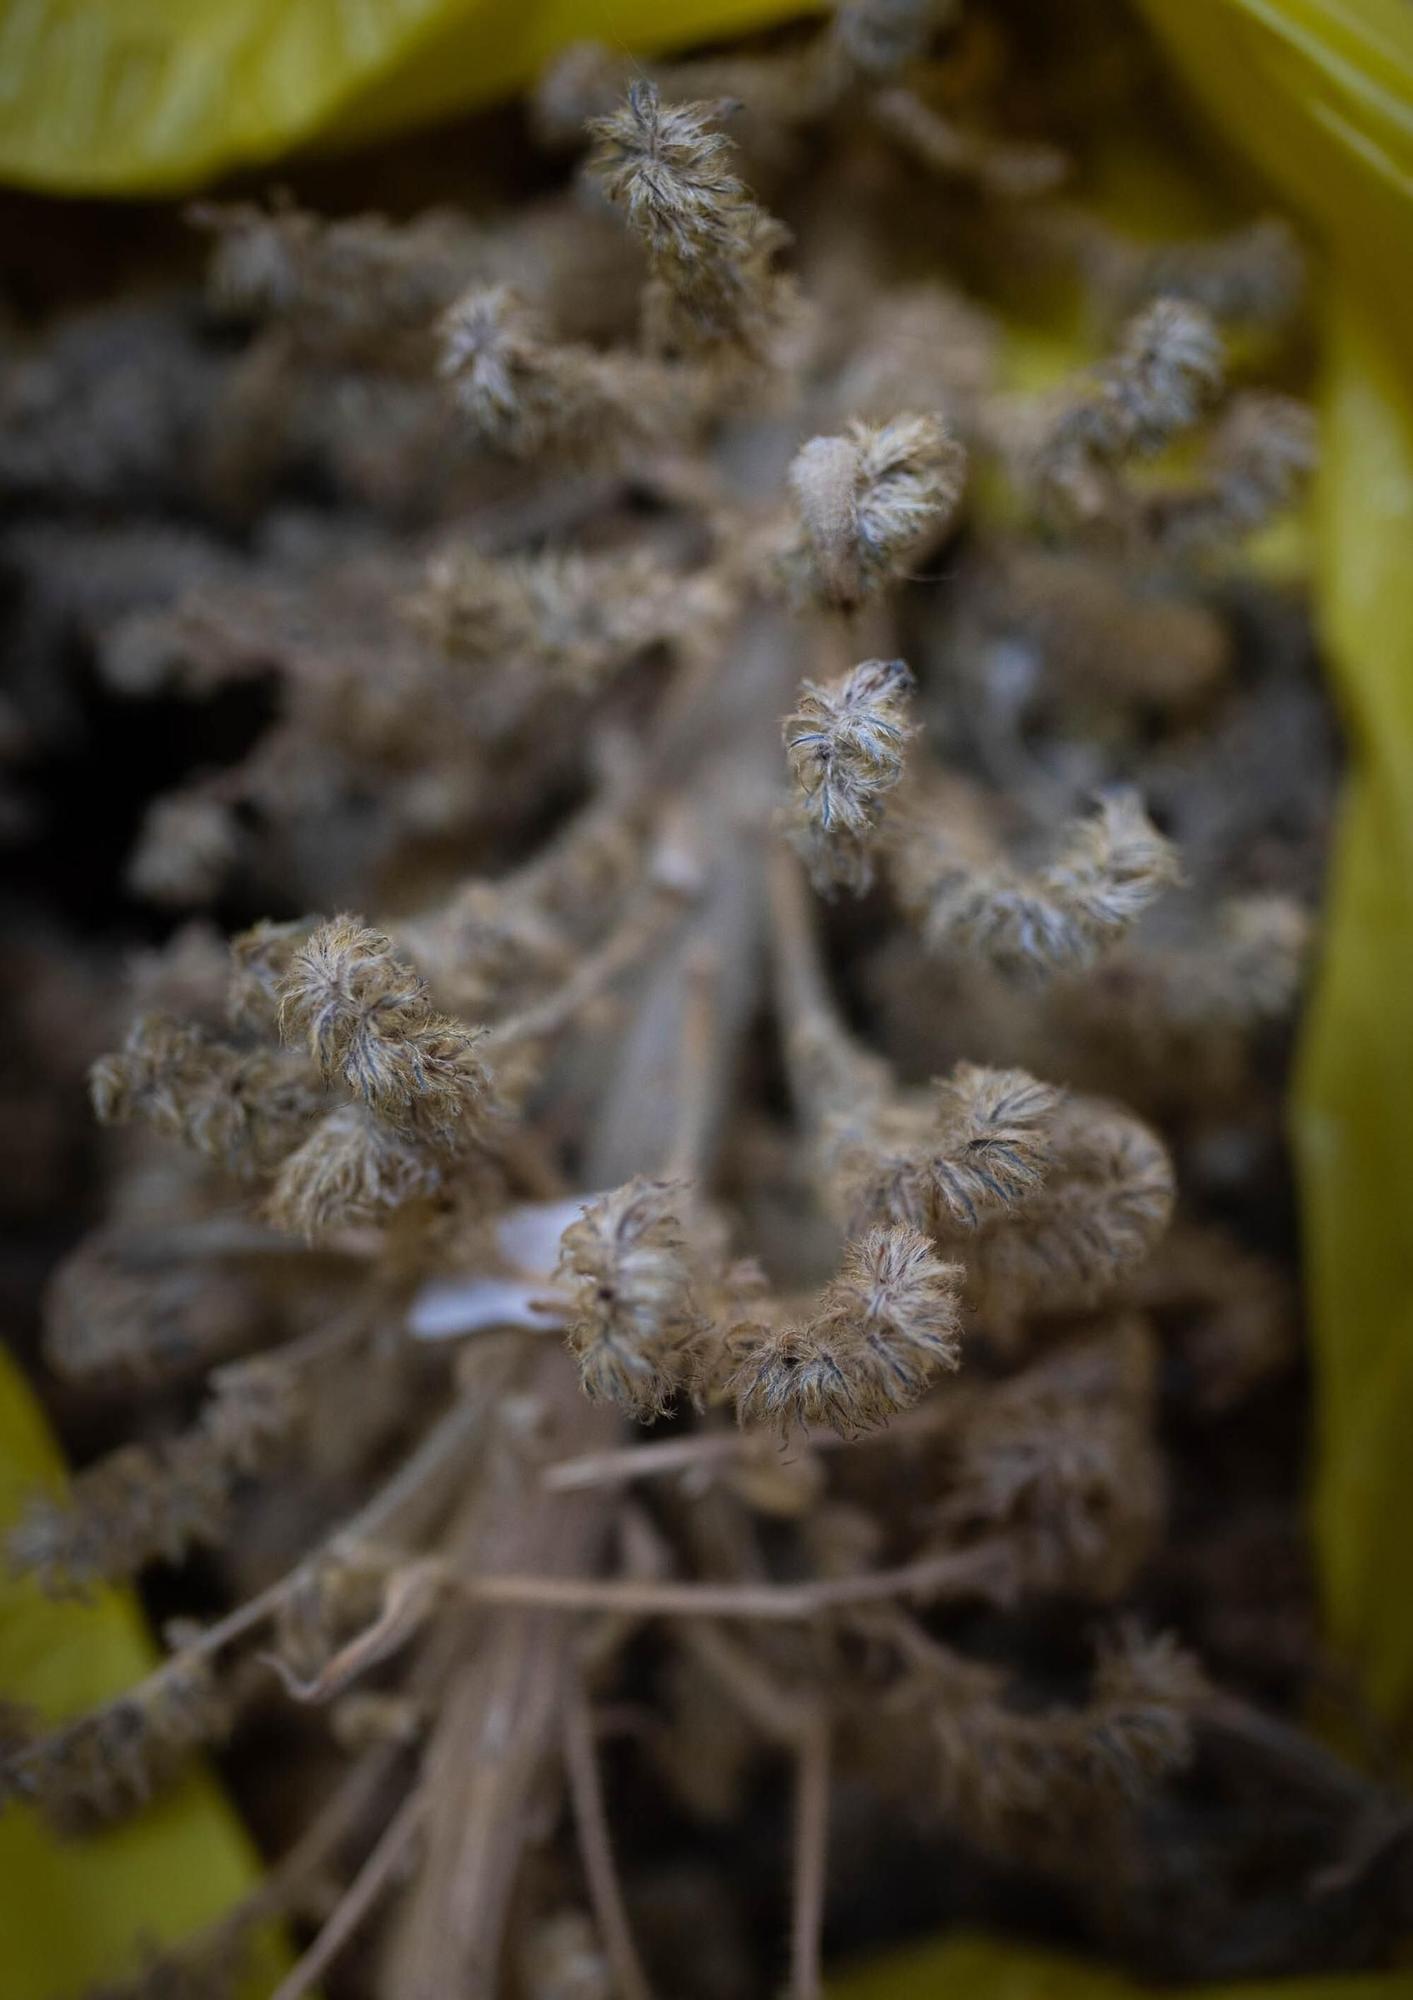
{"left": 0, "top": 2, "right": 1358, "bottom": 1994}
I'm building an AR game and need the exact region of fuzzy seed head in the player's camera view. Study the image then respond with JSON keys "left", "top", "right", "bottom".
{"left": 89, "top": 1015, "right": 322, "bottom": 1178}
{"left": 823, "top": 1062, "right": 1059, "bottom": 1237}
{"left": 277, "top": 916, "right": 494, "bottom": 1147}
{"left": 1038, "top": 298, "right": 1224, "bottom": 524}
{"left": 787, "top": 415, "right": 966, "bottom": 609}
{"left": 833, "top": 0, "right": 953, "bottom": 78}
{"left": 557, "top": 1178, "right": 704, "bottom": 1418}
{"left": 591, "top": 82, "right": 795, "bottom": 360}
{"left": 592, "top": 84, "right": 748, "bottom": 269}
{"left": 730, "top": 1224, "right": 963, "bottom": 1436}
{"left": 267, "top": 1103, "right": 443, "bottom": 1239}
{"left": 784, "top": 657, "right": 916, "bottom": 893}
{"left": 902, "top": 789, "right": 1181, "bottom": 978}
{"left": 1202, "top": 390, "right": 1318, "bottom": 536}
{"left": 227, "top": 916, "right": 318, "bottom": 1033}
{"left": 437, "top": 285, "right": 571, "bottom": 455}
{"left": 1113, "top": 298, "right": 1224, "bottom": 448}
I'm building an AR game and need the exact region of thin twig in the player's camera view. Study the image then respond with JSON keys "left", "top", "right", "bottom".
{"left": 541, "top": 1401, "right": 963, "bottom": 1493}
{"left": 765, "top": 840, "right": 868, "bottom": 1114}
{"left": 562, "top": 1664, "right": 655, "bottom": 2000}
{"left": 663, "top": 945, "right": 721, "bottom": 1183}
{"left": 485, "top": 883, "right": 690, "bottom": 1052}
{"left": 766, "top": 839, "right": 839, "bottom": 1041}
{"left": 268, "top": 1785, "right": 426, "bottom": 2000}
{"left": 790, "top": 1712, "right": 832, "bottom": 2000}
{"left": 450, "top": 1545, "right": 999, "bottom": 1620}
{"left": 678, "top": 1620, "right": 808, "bottom": 1746}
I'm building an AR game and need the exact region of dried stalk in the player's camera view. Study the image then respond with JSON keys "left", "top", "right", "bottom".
{"left": 562, "top": 1663, "right": 655, "bottom": 2000}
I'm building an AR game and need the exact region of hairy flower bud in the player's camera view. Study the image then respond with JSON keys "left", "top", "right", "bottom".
{"left": 556, "top": 1178, "right": 706, "bottom": 1418}
{"left": 786, "top": 415, "right": 966, "bottom": 609}
{"left": 278, "top": 916, "right": 494, "bottom": 1148}
{"left": 729, "top": 1224, "right": 962, "bottom": 1436}
{"left": 590, "top": 82, "right": 795, "bottom": 362}
{"left": 784, "top": 657, "right": 916, "bottom": 893}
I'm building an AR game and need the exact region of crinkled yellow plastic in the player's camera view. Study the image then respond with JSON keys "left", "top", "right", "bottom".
{"left": 1, "top": 2, "right": 1411, "bottom": 1997}
{"left": 0, "top": 1348, "right": 289, "bottom": 1999}
{"left": 0, "top": 0, "right": 814, "bottom": 196}
{"left": 1136, "top": 0, "right": 1413, "bottom": 1740}
{"left": 829, "top": 1930, "right": 1405, "bottom": 2000}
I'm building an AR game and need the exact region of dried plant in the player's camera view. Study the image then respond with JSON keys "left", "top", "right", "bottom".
{"left": 783, "top": 656, "right": 916, "bottom": 892}
{"left": 0, "top": 5, "right": 1370, "bottom": 1996}
{"left": 727, "top": 1223, "right": 963, "bottom": 1435}
{"left": 891, "top": 782, "right": 1181, "bottom": 977}
{"left": 784, "top": 414, "right": 966, "bottom": 610}
{"left": 589, "top": 82, "right": 797, "bottom": 364}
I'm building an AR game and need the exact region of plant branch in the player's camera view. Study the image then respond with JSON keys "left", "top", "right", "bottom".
{"left": 562, "top": 1663, "right": 655, "bottom": 2000}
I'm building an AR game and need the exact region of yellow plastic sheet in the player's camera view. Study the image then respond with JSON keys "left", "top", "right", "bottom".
{"left": 1134, "top": 0, "right": 1413, "bottom": 1737}
{"left": 0, "top": 0, "right": 814, "bottom": 195}
{"left": 2, "top": 2, "right": 1412, "bottom": 1996}
{"left": 0, "top": 1349, "right": 288, "bottom": 1999}
{"left": 830, "top": 1931, "right": 1405, "bottom": 2000}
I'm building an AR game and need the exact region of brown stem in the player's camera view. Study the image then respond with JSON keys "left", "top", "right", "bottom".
{"left": 541, "top": 1399, "right": 963, "bottom": 1493}
{"left": 790, "top": 1713, "right": 832, "bottom": 2000}
{"left": 663, "top": 944, "right": 721, "bottom": 1183}
{"left": 765, "top": 840, "right": 868, "bottom": 1117}
{"left": 484, "top": 880, "right": 691, "bottom": 1052}
{"left": 562, "top": 1665, "right": 655, "bottom": 2000}
{"left": 380, "top": 1348, "right": 619, "bottom": 2000}
{"left": 449, "top": 1545, "right": 999, "bottom": 1620}
{"left": 269, "top": 1785, "right": 426, "bottom": 2000}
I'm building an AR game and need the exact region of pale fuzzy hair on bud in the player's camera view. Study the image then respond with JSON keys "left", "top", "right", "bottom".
{"left": 556, "top": 1178, "right": 706, "bottom": 1418}
{"left": 589, "top": 82, "right": 795, "bottom": 362}
{"left": 1153, "top": 390, "right": 1318, "bottom": 551}
{"left": 1210, "top": 893, "right": 1311, "bottom": 1021}
{"left": 89, "top": 1015, "right": 323, "bottom": 1178}
{"left": 227, "top": 916, "right": 318, "bottom": 1033}
{"left": 415, "top": 544, "right": 732, "bottom": 694}
{"left": 820, "top": 1061, "right": 1059, "bottom": 1238}
{"left": 438, "top": 283, "right": 694, "bottom": 461}
{"left": 2, "top": 1657, "right": 229, "bottom": 1835}
{"left": 8, "top": 1355, "right": 299, "bottom": 1591}
{"left": 195, "top": 198, "right": 482, "bottom": 350}
{"left": 895, "top": 787, "right": 1181, "bottom": 978}
{"left": 267, "top": 1103, "right": 443, "bottom": 1240}
{"left": 929, "top": 1319, "right": 1164, "bottom": 1601}
{"left": 729, "top": 1224, "right": 963, "bottom": 1437}
{"left": 786, "top": 415, "right": 966, "bottom": 610}
{"left": 871, "top": 1621, "right": 1199, "bottom": 1873}
{"left": 1037, "top": 297, "right": 1224, "bottom": 525}
{"left": 783, "top": 658, "right": 916, "bottom": 894}
{"left": 1100, "top": 297, "right": 1226, "bottom": 450}
{"left": 960, "top": 1095, "right": 1174, "bottom": 1329}
{"left": 277, "top": 916, "right": 494, "bottom": 1148}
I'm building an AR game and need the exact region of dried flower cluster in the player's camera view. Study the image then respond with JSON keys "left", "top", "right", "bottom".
{"left": 0, "top": 1, "right": 1367, "bottom": 1997}
{"left": 783, "top": 656, "right": 916, "bottom": 891}
{"left": 785, "top": 414, "right": 966, "bottom": 609}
